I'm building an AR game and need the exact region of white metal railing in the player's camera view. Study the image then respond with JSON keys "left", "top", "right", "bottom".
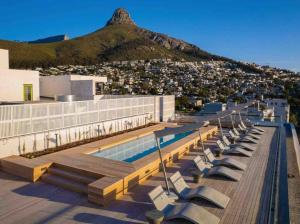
{"left": 0, "top": 96, "right": 156, "bottom": 139}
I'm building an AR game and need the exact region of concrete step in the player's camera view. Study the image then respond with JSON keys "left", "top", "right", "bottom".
{"left": 48, "top": 167, "right": 97, "bottom": 185}
{"left": 53, "top": 163, "right": 101, "bottom": 179}
{"left": 41, "top": 173, "right": 88, "bottom": 194}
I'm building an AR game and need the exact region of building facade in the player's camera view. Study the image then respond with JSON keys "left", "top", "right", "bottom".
{"left": 40, "top": 75, "right": 107, "bottom": 100}
{"left": 0, "top": 49, "right": 40, "bottom": 102}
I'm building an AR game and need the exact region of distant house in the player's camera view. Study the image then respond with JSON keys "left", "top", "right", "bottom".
{"left": 264, "top": 98, "right": 290, "bottom": 122}
{"left": 189, "top": 98, "right": 203, "bottom": 107}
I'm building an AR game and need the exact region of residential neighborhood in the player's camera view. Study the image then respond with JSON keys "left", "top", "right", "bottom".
{"left": 37, "top": 59, "right": 300, "bottom": 108}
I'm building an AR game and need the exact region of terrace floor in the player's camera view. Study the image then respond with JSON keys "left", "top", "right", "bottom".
{"left": 0, "top": 126, "right": 279, "bottom": 224}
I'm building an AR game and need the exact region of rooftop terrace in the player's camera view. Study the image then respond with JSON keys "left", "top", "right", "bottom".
{"left": 0, "top": 120, "right": 297, "bottom": 223}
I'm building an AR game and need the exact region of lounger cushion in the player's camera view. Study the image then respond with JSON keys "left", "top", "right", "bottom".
{"left": 186, "top": 186, "right": 230, "bottom": 209}
{"left": 213, "top": 157, "right": 247, "bottom": 170}
{"left": 207, "top": 166, "right": 242, "bottom": 181}
{"left": 242, "top": 136, "right": 259, "bottom": 143}
{"left": 167, "top": 203, "right": 220, "bottom": 224}
{"left": 170, "top": 171, "right": 230, "bottom": 209}
{"left": 233, "top": 143, "right": 257, "bottom": 151}
{"left": 238, "top": 124, "right": 262, "bottom": 135}
{"left": 149, "top": 186, "right": 220, "bottom": 224}
{"left": 204, "top": 148, "right": 246, "bottom": 170}
{"left": 224, "top": 147, "right": 253, "bottom": 157}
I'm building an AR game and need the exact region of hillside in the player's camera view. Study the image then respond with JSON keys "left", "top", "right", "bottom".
{"left": 0, "top": 8, "right": 261, "bottom": 73}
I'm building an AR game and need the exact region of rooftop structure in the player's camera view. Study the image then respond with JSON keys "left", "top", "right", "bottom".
{"left": 40, "top": 74, "right": 107, "bottom": 100}
{"left": 0, "top": 49, "right": 108, "bottom": 103}
{"left": 0, "top": 49, "right": 40, "bottom": 102}
{"left": 264, "top": 98, "right": 290, "bottom": 122}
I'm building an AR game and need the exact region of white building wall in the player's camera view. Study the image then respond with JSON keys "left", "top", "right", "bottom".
{"left": 0, "top": 49, "right": 9, "bottom": 69}
{"left": 71, "top": 80, "right": 94, "bottom": 96}
{"left": 160, "top": 95, "right": 175, "bottom": 122}
{"left": 40, "top": 76, "right": 72, "bottom": 97}
{"left": 40, "top": 75, "right": 107, "bottom": 98}
{"left": 153, "top": 95, "right": 175, "bottom": 122}
{"left": 154, "top": 96, "right": 160, "bottom": 122}
{"left": 0, "top": 69, "right": 40, "bottom": 101}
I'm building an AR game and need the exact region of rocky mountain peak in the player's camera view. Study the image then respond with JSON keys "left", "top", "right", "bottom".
{"left": 106, "top": 8, "right": 136, "bottom": 26}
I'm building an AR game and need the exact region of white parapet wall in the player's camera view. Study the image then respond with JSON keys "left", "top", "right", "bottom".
{"left": 0, "top": 95, "right": 175, "bottom": 158}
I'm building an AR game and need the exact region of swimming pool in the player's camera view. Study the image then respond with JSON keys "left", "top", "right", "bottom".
{"left": 91, "top": 131, "right": 194, "bottom": 163}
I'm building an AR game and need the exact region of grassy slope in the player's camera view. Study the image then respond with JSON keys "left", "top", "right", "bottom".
{"left": 0, "top": 24, "right": 214, "bottom": 69}
{"left": 0, "top": 24, "right": 262, "bottom": 74}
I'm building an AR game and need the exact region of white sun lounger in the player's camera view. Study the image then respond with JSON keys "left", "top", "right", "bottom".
{"left": 229, "top": 130, "right": 259, "bottom": 144}
{"left": 148, "top": 185, "right": 220, "bottom": 224}
{"left": 238, "top": 124, "right": 262, "bottom": 135}
{"left": 233, "top": 128, "right": 260, "bottom": 140}
{"left": 241, "top": 121, "right": 264, "bottom": 133}
{"left": 222, "top": 135, "right": 256, "bottom": 152}
{"left": 204, "top": 148, "right": 246, "bottom": 170}
{"left": 193, "top": 156, "right": 242, "bottom": 181}
{"left": 170, "top": 171, "right": 230, "bottom": 208}
{"left": 217, "top": 140, "right": 253, "bottom": 157}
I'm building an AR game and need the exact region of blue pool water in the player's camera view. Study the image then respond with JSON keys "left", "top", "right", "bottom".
{"left": 92, "top": 131, "right": 194, "bottom": 163}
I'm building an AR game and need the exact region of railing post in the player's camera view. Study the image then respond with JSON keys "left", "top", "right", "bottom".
{"left": 47, "top": 103, "right": 50, "bottom": 130}
{"left": 30, "top": 104, "right": 33, "bottom": 134}
{"left": 10, "top": 105, "right": 14, "bottom": 137}
{"left": 62, "top": 102, "right": 64, "bottom": 129}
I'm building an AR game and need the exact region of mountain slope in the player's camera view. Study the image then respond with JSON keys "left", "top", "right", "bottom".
{"left": 0, "top": 8, "right": 260, "bottom": 73}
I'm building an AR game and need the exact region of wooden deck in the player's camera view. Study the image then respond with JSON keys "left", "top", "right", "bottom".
{"left": 126, "top": 126, "right": 279, "bottom": 223}
{"left": 0, "top": 126, "right": 280, "bottom": 223}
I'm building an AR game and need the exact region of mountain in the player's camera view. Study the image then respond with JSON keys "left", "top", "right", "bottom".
{"left": 0, "top": 8, "right": 260, "bottom": 73}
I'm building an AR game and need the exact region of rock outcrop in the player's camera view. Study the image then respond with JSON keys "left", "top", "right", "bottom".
{"left": 106, "top": 8, "right": 136, "bottom": 26}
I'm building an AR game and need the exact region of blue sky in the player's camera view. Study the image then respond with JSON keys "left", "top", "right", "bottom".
{"left": 0, "top": 0, "right": 299, "bottom": 71}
